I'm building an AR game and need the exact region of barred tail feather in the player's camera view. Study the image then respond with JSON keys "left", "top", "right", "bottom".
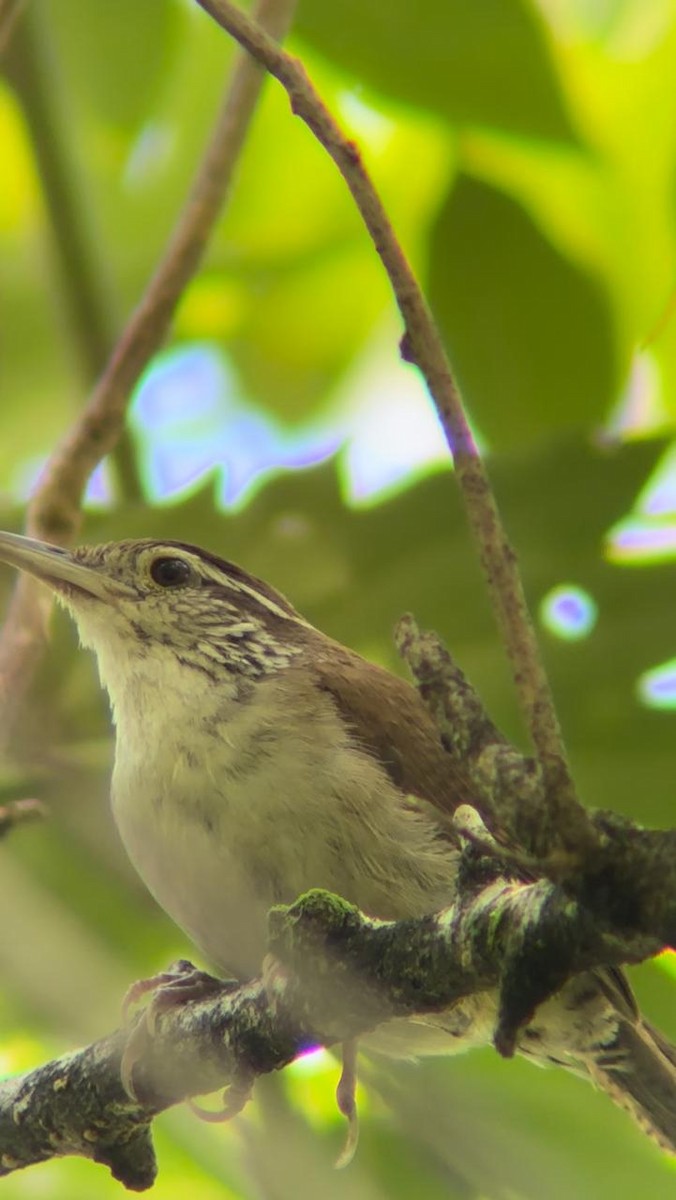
{"left": 591, "top": 1020, "right": 676, "bottom": 1156}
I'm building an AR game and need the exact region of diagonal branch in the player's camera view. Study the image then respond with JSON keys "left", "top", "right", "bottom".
{"left": 0, "top": 0, "right": 298, "bottom": 748}
{"left": 193, "top": 0, "right": 593, "bottom": 859}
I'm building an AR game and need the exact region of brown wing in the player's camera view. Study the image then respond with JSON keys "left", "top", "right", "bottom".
{"left": 308, "top": 630, "right": 476, "bottom": 818}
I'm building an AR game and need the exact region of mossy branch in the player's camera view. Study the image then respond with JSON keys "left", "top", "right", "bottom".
{"left": 0, "top": 838, "right": 664, "bottom": 1190}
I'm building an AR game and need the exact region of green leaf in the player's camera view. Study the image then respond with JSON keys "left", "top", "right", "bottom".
{"left": 296, "top": 0, "right": 576, "bottom": 141}
{"left": 429, "top": 174, "right": 618, "bottom": 447}
{"left": 44, "top": 0, "right": 183, "bottom": 130}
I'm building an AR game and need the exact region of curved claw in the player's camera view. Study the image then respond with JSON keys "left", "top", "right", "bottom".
{"left": 122, "top": 962, "right": 196, "bottom": 1026}
{"left": 334, "top": 1039, "right": 359, "bottom": 1169}
{"left": 187, "top": 1079, "right": 254, "bottom": 1123}
{"left": 120, "top": 1019, "right": 151, "bottom": 1103}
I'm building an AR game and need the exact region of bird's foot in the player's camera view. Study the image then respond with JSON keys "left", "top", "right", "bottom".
{"left": 334, "top": 1038, "right": 360, "bottom": 1169}
{"left": 120, "top": 959, "right": 227, "bottom": 1102}
{"left": 122, "top": 958, "right": 224, "bottom": 1027}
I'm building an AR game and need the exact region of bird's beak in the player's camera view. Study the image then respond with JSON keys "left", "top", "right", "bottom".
{"left": 0, "top": 531, "right": 131, "bottom": 601}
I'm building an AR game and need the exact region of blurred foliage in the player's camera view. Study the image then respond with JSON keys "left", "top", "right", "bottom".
{"left": 2, "top": 0, "right": 676, "bottom": 1198}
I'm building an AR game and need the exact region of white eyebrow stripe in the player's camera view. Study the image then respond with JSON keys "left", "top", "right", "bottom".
{"left": 232, "top": 577, "right": 311, "bottom": 625}
{"left": 229, "top": 577, "right": 312, "bottom": 625}
{"left": 198, "top": 561, "right": 311, "bottom": 626}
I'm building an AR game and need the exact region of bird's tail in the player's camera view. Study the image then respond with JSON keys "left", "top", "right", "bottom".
{"left": 591, "top": 1018, "right": 676, "bottom": 1155}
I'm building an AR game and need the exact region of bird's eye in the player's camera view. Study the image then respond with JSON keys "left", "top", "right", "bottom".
{"left": 149, "top": 557, "right": 193, "bottom": 588}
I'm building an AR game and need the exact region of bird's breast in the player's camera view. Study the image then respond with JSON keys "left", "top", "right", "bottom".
{"left": 110, "top": 688, "right": 310, "bottom": 975}
{"left": 109, "top": 672, "right": 458, "bottom": 978}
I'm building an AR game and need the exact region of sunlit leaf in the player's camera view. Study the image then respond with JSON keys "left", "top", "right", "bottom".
{"left": 296, "top": 0, "right": 576, "bottom": 140}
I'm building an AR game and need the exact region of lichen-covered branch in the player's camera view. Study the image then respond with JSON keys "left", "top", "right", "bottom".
{"left": 575, "top": 810, "right": 676, "bottom": 948}
{"left": 0, "top": 975, "right": 288, "bottom": 1191}
{"left": 396, "top": 616, "right": 676, "bottom": 942}
{"left": 0, "top": 849, "right": 663, "bottom": 1190}
{"left": 0, "top": 0, "right": 297, "bottom": 747}
{"left": 396, "top": 614, "right": 554, "bottom": 858}
{"left": 193, "top": 0, "right": 593, "bottom": 860}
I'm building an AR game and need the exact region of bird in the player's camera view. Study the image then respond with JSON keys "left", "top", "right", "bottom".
{"left": 1, "top": 529, "right": 676, "bottom": 1155}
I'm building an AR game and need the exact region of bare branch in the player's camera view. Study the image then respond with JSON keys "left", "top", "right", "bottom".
{"left": 0, "top": 0, "right": 298, "bottom": 747}
{"left": 193, "top": 0, "right": 593, "bottom": 857}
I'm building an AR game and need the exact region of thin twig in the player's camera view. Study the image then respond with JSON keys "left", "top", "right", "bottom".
{"left": 0, "top": 0, "right": 25, "bottom": 55}
{"left": 0, "top": 0, "right": 298, "bottom": 746}
{"left": 194, "top": 0, "right": 594, "bottom": 855}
